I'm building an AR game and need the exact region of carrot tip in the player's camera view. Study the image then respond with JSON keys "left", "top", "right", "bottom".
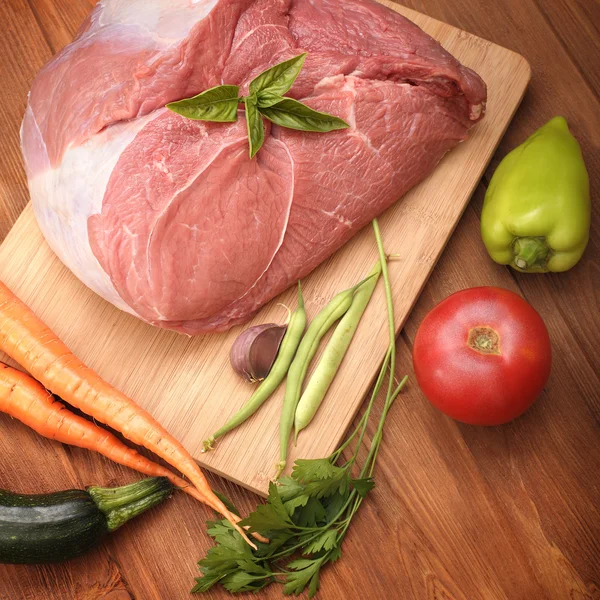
{"left": 251, "top": 530, "right": 270, "bottom": 545}
{"left": 229, "top": 517, "right": 257, "bottom": 549}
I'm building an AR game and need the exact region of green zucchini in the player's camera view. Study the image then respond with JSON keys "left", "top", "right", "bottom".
{"left": 0, "top": 477, "right": 172, "bottom": 564}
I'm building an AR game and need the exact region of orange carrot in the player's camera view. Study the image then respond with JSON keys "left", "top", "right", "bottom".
{"left": 0, "top": 362, "right": 267, "bottom": 544}
{"left": 0, "top": 361, "right": 205, "bottom": 497}
{"left": 0, "top": 281, "right": 256, "bottom": 547}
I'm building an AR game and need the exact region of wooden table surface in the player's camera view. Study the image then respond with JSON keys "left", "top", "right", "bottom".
{"left": 0, "top": 1, "right": 598, "bottom": 599}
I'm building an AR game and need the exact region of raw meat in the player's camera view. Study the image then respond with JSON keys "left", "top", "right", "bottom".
{"left": 21, "top": 0, "right": 486, "bottom": 334}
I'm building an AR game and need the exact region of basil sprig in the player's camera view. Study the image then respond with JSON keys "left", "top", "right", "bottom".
{"left": 166, "top": 85, "right": 240, "bottom": 123}
{"left": 249, "top": 53, "right": 306, "bottom": 99}
{"left": 244, "top": 96, "right": 264, "bottom": 160}
{"left": 166, "top": 54, "right": 349, "bottom": 158}
{"left": 259, "top": 97, "right": 349, "bottom": 133}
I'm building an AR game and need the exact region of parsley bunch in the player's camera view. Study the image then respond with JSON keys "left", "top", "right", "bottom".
{"left": 192, "top": 220, "right": 406, "bottom": 597}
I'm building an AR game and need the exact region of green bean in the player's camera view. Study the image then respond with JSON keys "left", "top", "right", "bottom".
{"left": 202, "top": 283, "right": 306, "bottom": 451}
{"left": 293, "top": 262, "right": 381, "bottom": 442}
{"left": 275, "top": 273, "right": 377, "bottom": 478}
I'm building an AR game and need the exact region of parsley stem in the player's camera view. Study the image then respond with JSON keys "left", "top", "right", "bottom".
{"left": 364, "top": 375, "right": 408, "bottom": 480}
{"left": 268, "top": 526, "right": 344, "bottom": 561}
{"left": 324, "top": 221, "right": 407, "bottom": 556}
{"left": 330, "top": 346, "right": 392, "bottom": 464}
{"left": 373, "top": 218, "right": 397, "bottom": 412}
{"left": 286, "top": 221, "right": 406, "bottom": 561}
{"left": 331, "top": 219, "right": 398, "bottom": 469}
{"left": 343, "top": 351, "right": 391, "bottom": 467}
{"left": 350, "top": 219, "right": 403, "bottom": 484}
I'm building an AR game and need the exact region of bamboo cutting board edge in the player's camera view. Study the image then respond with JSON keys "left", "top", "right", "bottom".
{"left": 0, "top": 3, "right": 531, "bottom": 496}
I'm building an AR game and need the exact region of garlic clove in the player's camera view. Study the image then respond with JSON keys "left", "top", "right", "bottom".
{"left": 230, "top": 323, "right": 288, "bottom": 382}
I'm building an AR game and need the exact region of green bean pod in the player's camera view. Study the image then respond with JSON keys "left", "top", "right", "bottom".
{"left": 294, "top": 262, "right": 381, "bottom": 442}
{"left": 203, "top": 283, "right": 306, "bottom": 451}
{"left": 276, "top": 273, "right": 376, "bottom": 477}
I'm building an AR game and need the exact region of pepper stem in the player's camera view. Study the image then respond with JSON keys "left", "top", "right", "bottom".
{"left": 513, "top": 237, "right": 549, "bottom": 270}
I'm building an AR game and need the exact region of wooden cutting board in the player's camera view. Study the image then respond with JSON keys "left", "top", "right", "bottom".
{"left": 0, "top": 2, "right": 530, "bottom": 496}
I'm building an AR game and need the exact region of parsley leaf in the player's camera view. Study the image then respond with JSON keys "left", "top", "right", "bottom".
{"left": 308, "top": 570, "right": 320, "bottom": 597}
{"left": 351, "top": 477, "right": 375, "bottom": 498}
{"left": 200, "top": 523, "right": 253, "bottom": 572}
{"left": 287, "top": 558, "right": 315, "bottom": 570}
{"left": 329, "top": 546, "right": 342, "bottom": 563}
{"left": 292, "top": 458, "right": 342, "bottom": 482}
{"left": 284, "top": 553, "right": 335, "bottom": 598}
{"left": 191, "top": 567, "right": 234, "bottom": 593}
{"left": 323, "top": 491, "right": 349, "bottom": 522}
{"left": 221, "top": 570, "right": 272, "bottom": 593}
{"left": 284, "top": 494, "right": 310, "bottom": 516}
{"left": 304, "top": 466, "right": 351, "bottom": 499}
{"left": 278, "top": 476, "right": 311, "bottom": 515}
{"left": 295, "top": 496, "right": 327, "bottom": 528}
{"left": 303, "top": 529, "right": 339, "bottom": 555}
{"left": 240, "top": 482, "right": 294, "bottom": 533}
{"left": 284, "top": 558, "right": 322, "bottom": 596}
{"left": 277, "top": 476, "right": 306, "bottom": 500}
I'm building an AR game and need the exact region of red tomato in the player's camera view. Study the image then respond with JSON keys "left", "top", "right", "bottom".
{"left": 412, "top": 287, "right": 551, "bottom": 426}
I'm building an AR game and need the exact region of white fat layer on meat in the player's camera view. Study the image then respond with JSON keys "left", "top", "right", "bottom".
{"left": 98, "top": 0, "right": 219, "bottom": 41}
{"left": 27, "top": 111, "right": 161, "bottom": 314}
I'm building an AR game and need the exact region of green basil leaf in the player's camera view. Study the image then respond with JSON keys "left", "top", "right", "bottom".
{"left": 166, "top": 85, "right": 240, "bottom": 122}
{"left": 245, "top": 95, "right": 265, "bottom": 158}
{"left": 258, "top": 98, "right": 349, "bottom": 133}
{"left": 249, "top": 53, "right": 307, "bottom": 99}
{"left": 257, "top": 92, "right": 285, "bottom": 109}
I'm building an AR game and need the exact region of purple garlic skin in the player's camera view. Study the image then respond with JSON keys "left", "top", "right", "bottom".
{"left": 230, "top": 323, "right": 288, "bottom": 382}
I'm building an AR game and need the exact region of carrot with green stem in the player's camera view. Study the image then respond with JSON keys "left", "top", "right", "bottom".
{"left": 0, "top": 281, "right": 258, "bottom": 547}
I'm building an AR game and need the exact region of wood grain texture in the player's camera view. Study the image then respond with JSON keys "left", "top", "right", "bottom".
{"left": 0, "top": 1, "right": 599, "bottom": 599}
{"left": 0, "top": 2, "right": 531, "bottom": 496}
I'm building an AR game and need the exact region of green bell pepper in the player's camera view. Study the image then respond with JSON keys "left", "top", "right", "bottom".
{"left": 481, "top": 116, "right": 590, "bottom": 272}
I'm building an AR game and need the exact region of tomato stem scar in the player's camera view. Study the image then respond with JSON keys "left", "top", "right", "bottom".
{"left": 468, "top": 326, "right": 501, "bottom": 355}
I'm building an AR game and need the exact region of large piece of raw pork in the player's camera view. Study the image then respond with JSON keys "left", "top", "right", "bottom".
{"left": 21, "top": 0, "right": 486, "bottom": 334}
